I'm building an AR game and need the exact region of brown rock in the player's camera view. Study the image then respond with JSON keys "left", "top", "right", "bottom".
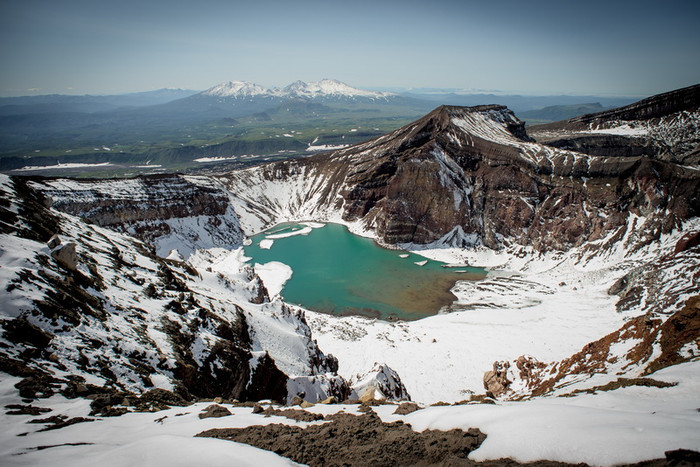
{"left": 290, "top": 396, "right": 304, "bottom": 406}
{"left": 358, "top": 386, "right": 378, "bottom": 403}
{"left": 483, "top": 361, "right": 511, "bottom": 398}
{"left": 673, "top": 231, "right": 700, "bottom": 255}
{"left": 197, "top": 410, "right": 486, "bottom": 466}
{"left": 393, "top": 402, "right": 422, "bottom": 415}
{"left": 199, "top": 404, "right": 232, "bottom": 419}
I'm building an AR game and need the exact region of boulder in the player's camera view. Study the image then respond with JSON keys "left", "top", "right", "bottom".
{"left": 359, "top": 387, "right": 380, "bottom": 403}
{"left": 393, "top": 402, "right": 422, "bottom": 415}
{"left": 350, "top": 363, "right": 410, "bottom": 402}
{"left": 290, "top": 396, "right": 304, "bottom": 406}
{"left": 483, "top": 361, "right": 511, "bottom": 398}
{"left": 50, "top": 242, "right": 78, "bottom": 270}
{"left": 199, "top": 404, "right": 232, "bottom": 419}
{"left": 47, "top": 234, "right": 61, "bottom": 249}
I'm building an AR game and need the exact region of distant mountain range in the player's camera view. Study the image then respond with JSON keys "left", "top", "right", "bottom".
{"left": 203, "top": 79, "right": 394, "bottom": 100}
{"left": 0, "top": 79, "right": 641, "bottom": 174}
{"left": 0, "top": 88, "right": 199, "bottom": 115}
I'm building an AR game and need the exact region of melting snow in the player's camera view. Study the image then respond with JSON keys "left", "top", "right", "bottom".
{"left": 585, "top": 124, "right": 649, "bottom": 136}
{"left": 254, "top": 262, "right": 293, "bottom": 298}
{"left": 13, "top": 162, "right": 113, "bottom": 171}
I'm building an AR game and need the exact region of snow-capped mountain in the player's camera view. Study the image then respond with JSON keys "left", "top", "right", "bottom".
{"left": 201, "top": 78, "right": 394, "bottom": 101}
{"left": 277, "top": 79, "right": 393, "bottom": 100}
{"left": 203, "top": 80, "right": 269, "bottom": 98}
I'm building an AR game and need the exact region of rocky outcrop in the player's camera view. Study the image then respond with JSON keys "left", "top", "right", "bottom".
{"left": 197, "top": 410, "right": 486, "bottom": 467}
{"left": 485, "top": 295, "right": 700, "bottom": 400}
{"left": 529, "top": 84, "right": 700, "bottom": 164}
{"left": 29, "top": 174, "right": 244, "bottom": 258}
{"left": 223, "top": 98, "right": 700, "bottom": 252}
{"left": 50, "top": 241, "right": 77, "bottom": 270}
{"left": 198, "top": 404, "right": 232, "bottom": 419}
{"left": 483, "top": 361, "right": 512, "bottom": 398}
{"left": 350, "top": 363, "right": 410, "bottom": 401}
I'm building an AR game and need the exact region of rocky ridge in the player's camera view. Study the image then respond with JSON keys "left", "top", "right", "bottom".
{"left": 529, "top": 83, "right": 700, "bottom": 164}
{"left": 220, "top": 101, "right": 699, "bottom": 253}
{"left": 31, "top": 174, "right": 244, "bottom": 259}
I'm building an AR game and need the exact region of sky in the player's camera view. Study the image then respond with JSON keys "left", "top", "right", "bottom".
{"left": 0, "top": 0, "right": 699, "bottom": 97}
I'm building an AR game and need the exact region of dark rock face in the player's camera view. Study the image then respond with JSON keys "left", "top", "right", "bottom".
{"left": 237, "top": 98, "right": 699, "bottom": 251}
{"left": 165, "top": 308, "right": 287, "bottom": 403}
{"left": 529, "top": 84, "right": 700, "bottom": 164}
{"left": 197, "top": 410, "right": 486, "bottom": 467}
{"left": 199, "top": 404, "right": 232, "bottom": 419}
{"left": 29, "top": 173, "right": 243, "bottom": 252}
{"left": 37, "top": 174, "right": 228, "bottom": 226}
{"left": 566, "top": 84, "right": 700, "bottom": 123}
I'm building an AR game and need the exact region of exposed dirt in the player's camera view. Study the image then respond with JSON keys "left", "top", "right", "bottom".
{"left": 197, "top": 410, "right": 485, "bottom": 466}
{"left": 5, "top": 404, "right": 52, "bottom": 415}
{"left": 560, "top": 378, "right": 677, "bottom": 397}
{"left": 197, "top": 406, "right": 700, "bottom": 466}
{"left": 258, "top": 406, "right": 325, "bottom": 422}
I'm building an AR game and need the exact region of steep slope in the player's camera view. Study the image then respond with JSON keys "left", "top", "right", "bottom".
{"left": 529, "top": 83, "right": 700, "bottom": 163}
{"left": 214, "top": 93, "right": 699, "bottom": 403}
{"left": 221, "top": 103, "right": 699, "bottom": 253}
{"left": 29, "top": 174, "right": 244, "bottom": 259}
{"left": 0, "top": 174, "right": 356, "bottom": 406}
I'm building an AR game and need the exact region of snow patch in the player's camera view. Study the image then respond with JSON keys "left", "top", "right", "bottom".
{"left": 254, "top": 262, "right": 293, "bottom": 298}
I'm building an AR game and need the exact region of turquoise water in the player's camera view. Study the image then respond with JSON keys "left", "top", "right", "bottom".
{"left": 244, "top": 223, "right": 485, "bottom": 321}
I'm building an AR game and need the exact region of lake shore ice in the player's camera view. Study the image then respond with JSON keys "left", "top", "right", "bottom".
{"left": 254, "top": 261, "right": 293, "bottom": 298}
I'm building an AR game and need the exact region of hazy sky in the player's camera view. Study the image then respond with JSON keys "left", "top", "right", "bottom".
{"left": 1, "top": 0, "right": 699, "bottom": 97}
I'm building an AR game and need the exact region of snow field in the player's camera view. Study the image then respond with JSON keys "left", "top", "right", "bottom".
{"left": 2, "top": 361, "right": 697, "bottom": 466}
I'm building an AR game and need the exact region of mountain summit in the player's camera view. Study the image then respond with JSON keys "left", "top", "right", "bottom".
{"left": 201, "top": 79, "right": 393, "bottom": 100}
{"left": 203, "top": 80, "right": 269, "bottom": 98}
{"left": 278, "top": 79, "right": 392, "bottom": 99}
{"left": 223, "top": 99, "right": 699, "bottom": 249}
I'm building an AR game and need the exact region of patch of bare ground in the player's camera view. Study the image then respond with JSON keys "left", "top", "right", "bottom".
{"left": 197, "top": 407, "right": 700, "bottom": 466}
{"left": 197, "top": 410, "right": 485, "bottom": 466}
{"left": 559, "top": 377, "right": 676, "bottom": 397}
